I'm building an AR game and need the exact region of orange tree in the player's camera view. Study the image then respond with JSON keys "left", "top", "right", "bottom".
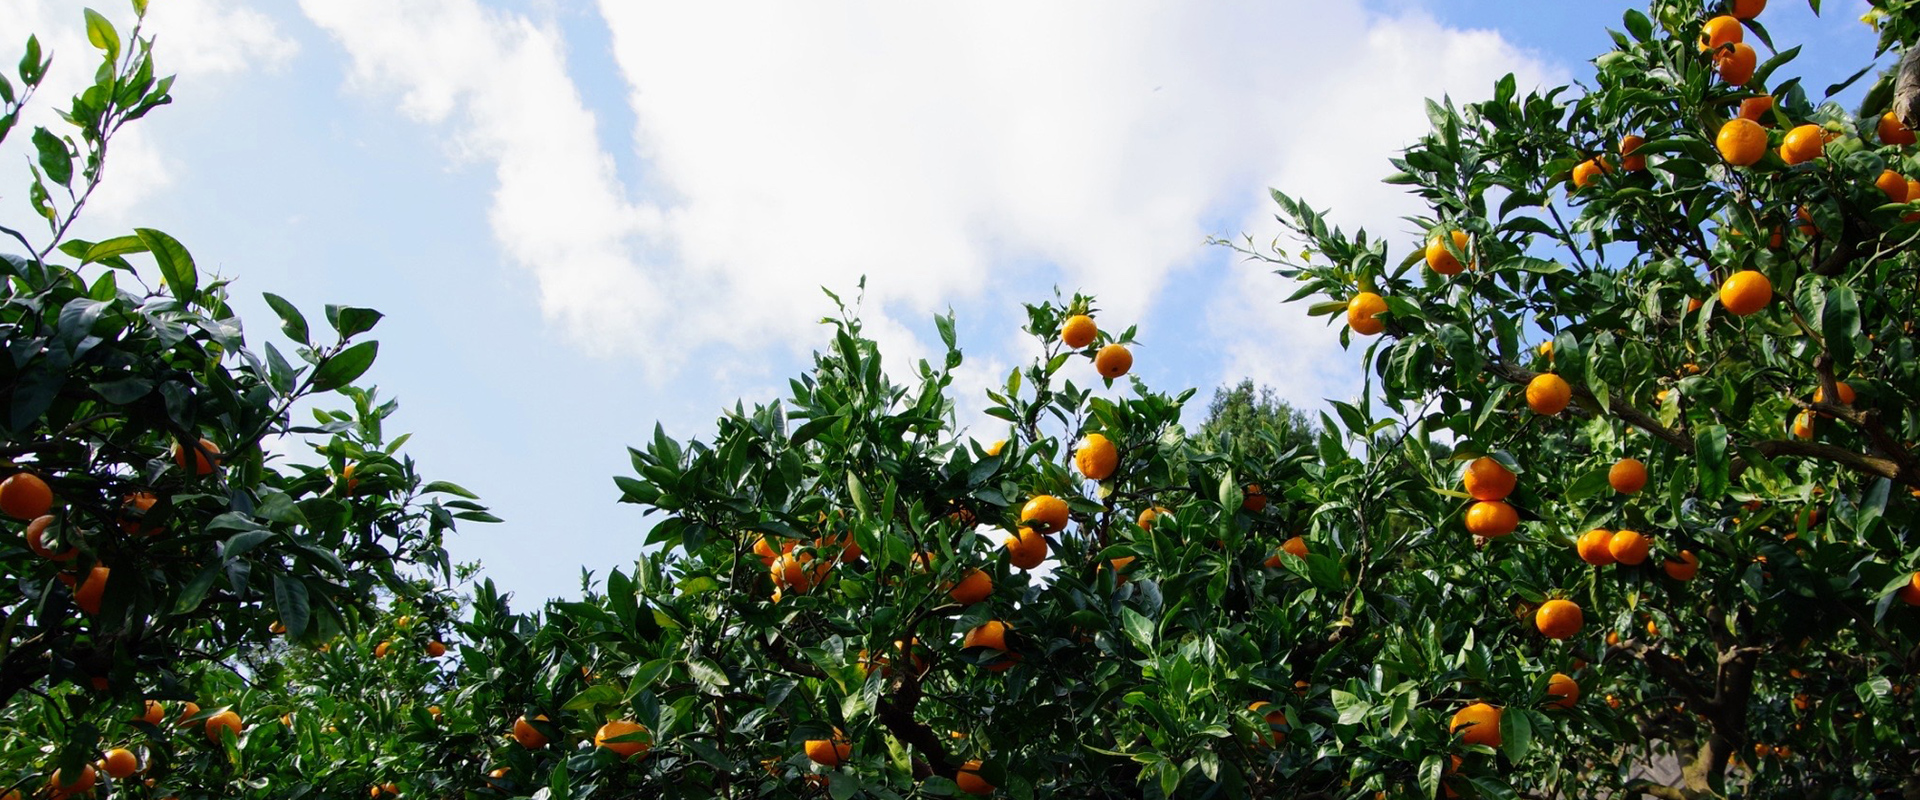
{"left": 0, "top": 5, "right": 489, "bottom": 798}
{"left": 1252, "top": 0, "right": 1920, "bottom": 796}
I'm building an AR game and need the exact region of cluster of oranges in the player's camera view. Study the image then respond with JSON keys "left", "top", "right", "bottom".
{"left": 1060, "top": 313, "right": 1132, "bottom": 380}
{"left": 53, "top": 699, "right": 240, "bottom": 799}
{"left": 509, "top": 714, "right": 652, "bottom": 760}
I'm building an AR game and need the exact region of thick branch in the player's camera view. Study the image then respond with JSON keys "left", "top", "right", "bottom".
{"left": 1895, "top": 46, "right": 1920, "bottom": 131}
{"left": 1489, "top": 361, "right": 1691, "bottom": 452}
{"left": 876, "top": 671, "right": 955, "bottom": 779}
{"left": 1627, "top": 780, "right": 1690, "bottom": 800}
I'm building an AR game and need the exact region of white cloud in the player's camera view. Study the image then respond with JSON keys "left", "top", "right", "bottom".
{"left": 0, "top": 0, "right": 296, "bottom": 231}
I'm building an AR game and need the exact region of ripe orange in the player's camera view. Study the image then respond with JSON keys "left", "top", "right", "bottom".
{"left": 1738, "top": 95, "right": 1774, "bottom": 123}
{"left": 752, "top": 537, "right": 792, "bottom": 567}
{"left": 1449, "top": 702, "right": 1502, "bottom": 747}
{"left": 1897, "top": 572, "right": 1920, "bottom": 605}
{"left": 1347, "top": 292, "right": 1387, "bottom": 336}
{"left": 1608, "top": 458, "right": 1648, "bottom": 494}
{"left": 426, "top": 641, "right": 448, "bottom": 658}
{"left": 949, "top": 569, "right": 992, "bottom": 605}
{"left": 1074, "top": 433, "right": 1118, "bottom": 481}
{"left": 595, "top": 720, "right": 651, "bottom": 759}
{"left": 1136, "top": 506, "right": 1170, "bottom": 529}
{"left": 1020, "top": 495, "right": 1070, "bottom": 534}
{"left": 804, "top": 731, "right": 852, "bottom": 767}
{"left": 1619, "top": 135, "right": 1647, "bottom": 172}
{"left": 1462, "top": 457, "right": 1515, "bottom": 501}
{"left": 1731, "top": 0, "right": 1765, "bottom": 19}
{"left": 1715, "top": 42, "right": 1756, "bottom": 84}
{"left": 1093, "top": 344, "right": 1132, "bottom": 379}
{"left": 1878, "top": 170, "right": 1910, "bottom": 203}
{"left": 121, "top": 492, "right": 160, "bottom": 535}
{"left": 1248, "top": 701, "right": 1288, "bottom": 747}
{"left": 1699, "top": 15, "right": 1742, "bottom": 51}
{"left": 1779, "top": 124, "right": 1825, "bottom": 165}
{"left": 1535, "top": 599, "right": 1584, "bottom": 640}
{"left": 955, "top": 759, "right": 994, "bottom": 795}
{"left": 1812, "top": 381, "right": 1855, "bottom": 406}
{"left": 985, "top": 440, "right": 1006, "bottom": 457}
{"left": 1792, "top": 410, "right": 1815, "bottom": 439}
{"left": 137, "top": 700, "right": 166, "bottom": 726}
{"left": 1464, "top": 501, "right": 1518, "bottom": 538}
{"left": 0, "top": 473, "right": 52, "bottom": 520}
{"left": 1060, "top": 314, "right": 1097, "bottom": 349}
{"left": 771, "top": 551, "right": 829, "bottom": 593}
{"left": 374, "top": 641, "right": 391, "bottom": 659}
{"left": 176, "top": 702, "right": 201, "bottom": 728}
{"left": 1425, "top": 229, "right": 1469, "bottom": 275}
{"left": 513, "top": 715, "right": 550, "bottom": 749}
{"left": 1664, "top": 550, "right": 1700, "bottom": 581}
{"left": 964, "top": 620, "right": 1009, "bottom": 652}
{"left": 1609, "top": 530, "right": 1650, "bottom": 565}
{"left": 172, "top": 438, "right": 221, "bottom": 476}
{"left": 1547, "top": 673, "right": 1580, "bottom": 709}
{"left": 50, "top": 765, "right": 95, "bottom": 796}
{"left": 75, "top": 566, "right": 109, "bottom": 615}
{"left": 205, "top": 710, "right": 243, "bottom": 743}
{"left": 860, "top": 638, "right": 929, "bottom": 679}
{"left": 1716, "top": 118, "right": 1767, "bottom": 165}
{"left": 102, "top": 748, "right": 138, "bottom": 779}
{"left": 1718, "top": 270, "right": 1771, "bottom": 316}
{"left": 1265, "top": 536, "right": 1308, "bottom": 568}
{"left": 1526, "top": 373, "right": 1572, "bottom": 415}
{"left": 1576, "top": 529, "right": 1616, "bottom": 566}
{"left": 1571, "top": 158, "right": 1606, "bottom": 190}
{"left": 1004, "top": 527, "right": 1049, "bottom": 570}
{"left": 27, "top": 515, "right": 76, "bottom": 561}
{"left": 1242, "top": 484, "right": 1267, "bottom": 513}
{"left": 1880, "top": 112, "right": 1917, "bottom": 146}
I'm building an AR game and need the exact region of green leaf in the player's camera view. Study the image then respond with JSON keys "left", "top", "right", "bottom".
{"left": 687, "top": 657, "right": 731, "bottom": 692}
{"left": 1695, "top": 425, "right": 1729, "bottom": 500}
{"left": 1501, "top": 708, "right": 1533, "bottom": 762}
{"left": 273, "top": 575, "right": 310, "bottom": 638}
{"left": 1119, "top": 606, "right": 1154, "bottom": 651}
{"left": 31, "top": 127, "right": 69, "bottom": 186}
{"left": 310, "top": 341, "right": 378, "bottom": 392}
{"left": 84, "top": 9, "right": 121, "bottom": 61}
{"left": 421, "top": 480, "right": 479, "bottom": 499}
{"left": 1623, "top": 8, "right": 1653, "bottom": 41}
{"left": 324, "top": 305, "right": 383, "bottom": 339}
{"left": 1330, "top": 689, "right": 1371, "bottom": 725}
{"left": 562, "top": 684, "right": 623, "bottom": 711}
{"left": 262, "top": 293, "right": 309, "bottom": 344}
{"left": 1822, "top": 285, "right": 1860, "bottom": 371}
{"left": 81, "top": 235, "right": 147, "bottom": 265}
{"left": 134, "top": 228, "right": 198, "bottom": 302}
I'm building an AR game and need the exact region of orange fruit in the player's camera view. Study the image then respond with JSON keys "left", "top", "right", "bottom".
{"left": 1792, "top": 693, "right": 1810, "bottom": 711}
{"left": 374, "top": 641, "right": 391, "bottom": 659}
{"left": 0, "top": 473, "right": 52, "bottom": 520}
{"left": 1878, "top": 171, "right": 1910, "bottom": 203}
{"left": 1136, "top": 506, "right": 1170, "bottom": 529}
{"left": 172, "top": 438, "right": 221, "bottom": 476}
{"left": 175, "top": 701, "right": 201, "bottom": 727}
{"left": 1716, "top": 42, "right": 1756, "bottom": 85}
{"left": 1812, "top": 381, "right": 1855, "bottom": 406}
{"left": 75, "top": 565, "right": 109, "bottom": 615}
{"left": 1792, "top": 410, "right": 1815, "bottom": 439}
{"left": 205, "top": 710, "right": 243, "bottom": 743}
{"left": 1779, "top": 124, "right": 1825, "bottom": 165}
{"left": 1462, "top": 456, "right": 1516, "bottom": 501}
{"left": 1609, "top": 530, "right": 1650, "bottom": 565}
{"left": 1732, "top": 0, "right": 1765, "bottom": 19}
{"left": 955, "top": 759, "right": 994, "bottom": 795}
{"left": 50, "top": 765, "right": 96, "bottom": 796}
{"left": 595, "top": 719, "right": 651, "bottom": 759}
{"left": 1699, "top": 15, "right": 1742, "bottom": 51}
{"left": 859, "top": 639, "right": 929, "bottom": 679}
{"left": 1571, "top": 158, "right": 1607, "bottom": 190}
{"left": 1020, "top": 495, "right": 1070, "bottom": 534}
{"left": 1003, "top": 527, "right": 1049, "bottom": 570}
{"left": 137, "top": 700, "right": 166, "bottom": 726}
{"left": 1093, "top": 344, "right": 1132, "bottom": 379}
{"left": 1608, "top": 458, "right": 1648, "bottom": 494}
{"left": 1718, "top": 270, "right": 1771, "bottom": 316}
{"left": 771, "top": 551, "right": 829, "bottom": 593}
{"left": 1346, "top": 292, "right": 1387, "bottom": 336}
{"left": 949, "top": 569, "right": 992, "bottom": 605}
{"left": 1576, "top": 528, "right": 1617, "bottom": 566}
{"left": 27, "top": 515, "right": 76, "bottom": 561}
{"left": 426, "top": 641, "right": 448, "bottom": 658}
{"left": 1242, "top": 484, "right": 1267, "bottom": 513}
{"left": 1535, "top": 599, "right": 1584, "bottom": 639}
{"left": 512, "top": 715, "right": 549, "bottom": 749}
{"left": 1265, "top": 536, "right": 1308, "bottom": 568}
{"left": 1663, "top": 550, "right": 1700, "bottom": 581}
{"left": 116, "top": 491, "right": 159, "bottom": 534}
{"left": 1526, "top": 373, "right": 1572, "bottom": 415}
{"left": 1619, "top": 135, "right": 1647, "bottom": 171}
{"left": 963, "top": 620, "right": 1009, "bottom": 652}
{"left": 1880, "top": 112, "right": 1917, "bottom": 146}
{"left": 102, "top": 748, "right": 138, "bottom": 779}
{"left": 1738, "top": 95, "right": 1774, "bottom": 124}
{"left": 804, "top": 731, "right": 852, "bottom": 767}
{"left": 1425, "top": 229, "right": 1469, "bottom": 275}
{"left": 1547, "top": 673, "right": 1580, "bottom": 709}
{"left": 1248, "top": 701, "right": 1288, "bottom": 747}
{"left": 985, "top": 440, "right": 1006, "bottom": 457}
{"left": 1716, "top": 118, "right": 1767, "bottom": 165}
{"left": 1449, "top": 702, "right": 1502, "bottom": 747}
{"left": 1464, "top": 501, "right": 1518, "bottom": 538}
{"left": 752, "top": 537, "right": 792, "bottom": 567}
{"left": 1074, "top": 433, "right": 1118, "bottom": 481}
{"left": 1897, "top": 572, "right": 1920, "bottom": 605}
{"left": 1060, "top": 314, "right": 1097, "bottom": 349}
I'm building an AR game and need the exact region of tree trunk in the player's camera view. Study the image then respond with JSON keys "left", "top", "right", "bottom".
{"left": 1896, "top": 47, "right": 1920, "bottom": 131}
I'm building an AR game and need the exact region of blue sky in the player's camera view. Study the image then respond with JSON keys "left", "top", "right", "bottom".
{"left": 0, "top": 0, "right": 1883, "bottom": 605}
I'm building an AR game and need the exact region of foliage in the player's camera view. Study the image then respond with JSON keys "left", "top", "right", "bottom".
{"left": 1197, "top": 380, "right": 1318, "bottom": 463}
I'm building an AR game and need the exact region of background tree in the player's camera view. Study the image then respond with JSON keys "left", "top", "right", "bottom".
{"left": 1197, "top": 380, "right": 1318, "bottom": 461}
